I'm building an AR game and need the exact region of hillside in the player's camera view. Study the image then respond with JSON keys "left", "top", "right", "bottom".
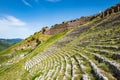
{"left": 0, "top": 3, "right": 120, "bottom": 80}
{"left": 0, "top": 38, "right": 22, "bottom": 51}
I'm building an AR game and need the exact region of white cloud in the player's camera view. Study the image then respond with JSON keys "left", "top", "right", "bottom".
{"left": 0, "top": 15, "right": 34, "bottom": 39}
{"left": 0, "top": 15, "right": 26, "bottom": 26}
{"left": 22, "top": 0, "right": 61, "bottom": 7}
{"left": 46, "top": 0, "right": 61, "bottom": 2}
{"left": 22, "top": 0, "right": 32, "bottom": 7}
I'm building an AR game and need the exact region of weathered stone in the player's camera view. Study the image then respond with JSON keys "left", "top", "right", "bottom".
{"left": 80, "top": 54, "right": 108, "bottom": 80}
{"left": 93, "top": 53, "right": 120, "bottom": 80}
{"left": 112, "top": 53, "right": 120, "bottom": 60}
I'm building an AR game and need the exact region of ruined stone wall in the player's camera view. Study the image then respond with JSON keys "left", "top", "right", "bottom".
{"left": 42, "top": 3, "right": 120, "bottom": 35}
{"left": 49, "top": 23, "right": 68, "bottom": 35}
{"left": 67, "top": 17, "right": 88, "bottom": 29}
{"left": 42, "top": 27, "right": 50, "bottom": 34}
{"left": 100, "top": 4, "right": 120, "bottom": 18}
{"left": 42, "top": 17, "right": 89, "bottom": 35}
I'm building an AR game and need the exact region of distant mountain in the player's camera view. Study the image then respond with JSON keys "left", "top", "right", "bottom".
{"left": 0, "top": 38, "right": 22, "bottom": 51}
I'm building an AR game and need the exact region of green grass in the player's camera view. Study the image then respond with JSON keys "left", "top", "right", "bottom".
{"left": 27, "top": 29, "right": 72, "bottom": 59}
{"left": 0, "top": 10, "right": 120, "bottom": 80}
{"left": 0, "top": 29, "right": 72, "bottom": 80}
{"left": 31, "top": 71, "right": 43, "bottom": 80}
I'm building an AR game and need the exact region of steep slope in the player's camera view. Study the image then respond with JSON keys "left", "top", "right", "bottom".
{"left": 0, "top": 3, "right": 120, "bottom": 80}
{"left": 0, "top": 38, "right": 22, "bottom": 51}
{"left": 23, "top": 11, "right": 120, "bottom": 80}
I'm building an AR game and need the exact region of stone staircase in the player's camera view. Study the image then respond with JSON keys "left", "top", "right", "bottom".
{"left": 24, "top": 12, "right": 120, "bottom": 80}
{"left": 24, "top": 39, "right": 120, "bottom": 80}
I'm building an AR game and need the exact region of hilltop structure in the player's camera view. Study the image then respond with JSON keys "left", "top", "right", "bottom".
{"left": 42, "top": 3, "right": 120, "bottom": 35}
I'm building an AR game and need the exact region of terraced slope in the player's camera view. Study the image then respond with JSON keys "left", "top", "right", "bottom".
{"left": 23, "top": 12, "right": 120, "bottom": 80}
{"left": 0, "top": 5, "right": 120, "bottom": 80}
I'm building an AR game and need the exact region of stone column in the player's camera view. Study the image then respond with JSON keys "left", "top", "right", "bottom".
{"left": 102, "top": 12, "right": 105, "bottom": 18}
{"left": 107, "top": 10, "right": 109, "bottom": 16}
{"left": 100, "top": 12, "right": 102, "bottom": 18}
{"left": 112, "top": 9, "right": 114, "bottom": 13}
{"left": 118, "top": 6, "right": 120, "bottom": 12}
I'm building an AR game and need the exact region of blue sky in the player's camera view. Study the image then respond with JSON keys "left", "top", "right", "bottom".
{"left": 0, "top": 0, "right": 119, "bottom": 39}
